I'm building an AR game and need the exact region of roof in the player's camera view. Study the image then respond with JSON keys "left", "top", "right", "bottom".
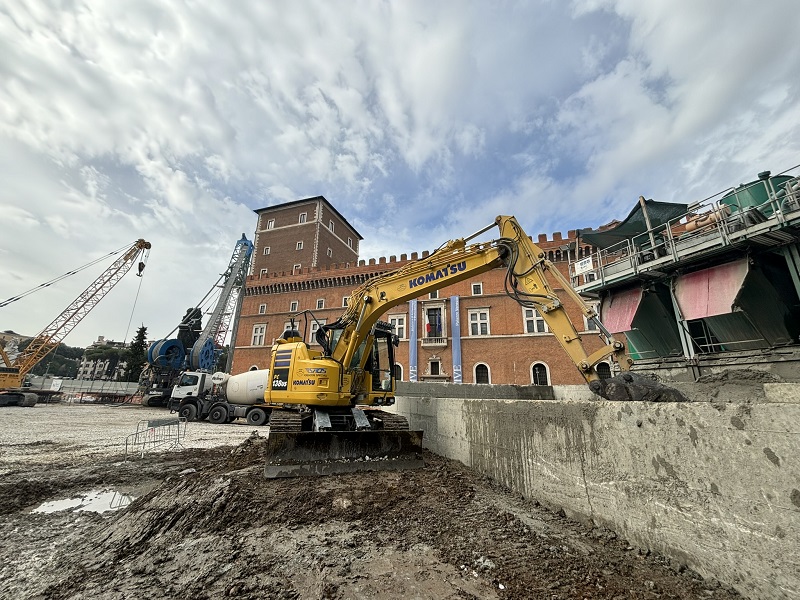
{"left": 578, "top": 199, "right": 689, "bottom": 249}
{"left": 253, "top": 196, "right": 364, "bottom": 240}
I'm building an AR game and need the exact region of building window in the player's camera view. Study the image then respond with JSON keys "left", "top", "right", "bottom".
{"left": 472, "top": 283, "right": 483, "bottom": 296}
{"left": 429, "top": 290, "right": 438, "bottom": 299}
{"left": 329, "top": 220, "right": 335, "bottom": 232}
{"left": 251, "top": 324, "right": 266, "bottom": 346}
{"left": 258, "top": 304, "right": 267, "bottom": 314}
{"left": 310, "top": 319, "right": 327, "bottom": 343}
{"left": 299, "top": 212, "right": 307, "bottom": 223}
{"left": 267, "top": 219, "right": 275, "bottom": 229}
{"left": 424, "top": 306, "right": 444, "bottom": 339}
{"left": 596, "top": 362, "right": 612, "bottom": 379}
{"left": 524, "top": 308, "right": 548, "bottom": 333}
{"left": 469, "top": 309, "right": 490, "bottom": 336}
{"left": 531, "top": 362, "right": 550, "bottom": 385}
{"left": 584, "top": 272, "right": 596, "bottom": 284}
{"left": 474, "top": 363, "right": 490, "bottom": 384}
{"left": 389, "top": 315, "right": 406, "bottom": 339}
{"left": 394, "top": 364, "right": 403, "bottom": 382}
{"left": 348, "top": 237, "right": 353, "bottom": 249}
{"left": 327, "top": 247, "right": 332, "bottom": 257}
{"left": 293, "top": 264, "right": 301, "bottom": 272}
{"left": 316, "top": 299, "right": 325, "bottom": 310}
{"left": 263, "top": 246, "right": 270, "bottom": 255}
{"left": 429, "top": 360, "right": 441, "bottom": 376}
{"left": 342, "top": 297, "right": 349, "bottom": 307}
{"left": 296, "top": 241, "right": 303, "bottom": 250}
{"left": 290, "top": 300, "right": 299, "bottom": 312}
{"left": 259, "top": 268, "right": 268, "bottom": 277}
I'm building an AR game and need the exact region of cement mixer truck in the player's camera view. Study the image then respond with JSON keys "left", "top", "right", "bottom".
{"left": 171, "top": 368, "right": 273, "bottom": 425}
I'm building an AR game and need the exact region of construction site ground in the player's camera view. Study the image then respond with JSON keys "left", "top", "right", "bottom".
{"left": 0, "top": 403, "right": 742, "bottom": 600}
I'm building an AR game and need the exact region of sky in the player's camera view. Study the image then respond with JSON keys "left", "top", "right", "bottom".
{"left": 1, "top": 0, "right": 799, "bottom": 348}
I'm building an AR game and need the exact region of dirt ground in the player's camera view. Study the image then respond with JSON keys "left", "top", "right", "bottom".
{"left": 0, "top": 403, "right": 742, "bottom": 600}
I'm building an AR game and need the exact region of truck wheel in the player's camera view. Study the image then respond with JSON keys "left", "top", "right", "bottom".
{"left": 208, "top": 404, "right": 228, "bottom": 425}
{"left": 179, "top": 403, "right": 198, "bottom": 421}
{"left": 247, "top": 408, "right": 268, "bottom": 426}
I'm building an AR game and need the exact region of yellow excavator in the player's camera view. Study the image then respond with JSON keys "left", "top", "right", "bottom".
{"left": 204, "top": 216, "right": 684, "bottom": 477}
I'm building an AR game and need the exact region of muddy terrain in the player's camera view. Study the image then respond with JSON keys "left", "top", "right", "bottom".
{"left": 0, "top": 405, "right": 741, "bottom": 600}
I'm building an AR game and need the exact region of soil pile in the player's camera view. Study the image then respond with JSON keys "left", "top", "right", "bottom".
{"left": 1, "top": 432, "right": 741, "bottom": 599}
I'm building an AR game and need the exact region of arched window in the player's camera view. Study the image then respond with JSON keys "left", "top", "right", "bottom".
{"left": 596, "top": 362, "right": 612, "bottom": 380}
{"left": 249, "top": 365, "right": 259, "bottom": 371}
{"left": 531, "top": 362, "right": 549, "bottom": 385}
{"left": 394, "top": 364, "right": 404, "bottom": 382}
{"left": 474, "top": 363, "right": 490, "bottom": 384}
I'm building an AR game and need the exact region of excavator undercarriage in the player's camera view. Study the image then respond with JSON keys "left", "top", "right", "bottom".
{"left": 264, "top": 408, "right": 424, "bottom": 478}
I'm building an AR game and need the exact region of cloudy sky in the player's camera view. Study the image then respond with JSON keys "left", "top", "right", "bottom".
{"left": 2, "top": 0, "right": 799, "bottom": 348}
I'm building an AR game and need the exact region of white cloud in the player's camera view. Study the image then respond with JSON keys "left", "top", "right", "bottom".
{"left": 1, "top": 0, "right": 798, "bottom": 347}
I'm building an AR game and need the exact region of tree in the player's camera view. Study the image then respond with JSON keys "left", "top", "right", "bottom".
{"left": 17, "top": 339, "right": 82, "bottom": 378}
{"left": 123, "top": 325, "right": 148, "bottom": 382}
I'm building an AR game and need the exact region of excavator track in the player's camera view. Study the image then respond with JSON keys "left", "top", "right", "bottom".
{"left": 267, "top": 409, "right": 303, "bottom": 432}
{"left": 368, "top": 410, "right": 410, "bottom": 431}
{"left": 264, "top": 408, "right": 423, "bottom": 479}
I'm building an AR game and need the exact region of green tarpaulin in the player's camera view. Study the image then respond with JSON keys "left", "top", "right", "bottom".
{"left": 579, "top": 199, "right": 688, "bottom": 249}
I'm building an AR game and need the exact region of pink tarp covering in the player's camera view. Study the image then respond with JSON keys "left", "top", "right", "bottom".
{"left": 674, "top": 259, "right": 748, "bottom": 320}
{"left": 600, "top": 287, "right": 643, "bottom": 333}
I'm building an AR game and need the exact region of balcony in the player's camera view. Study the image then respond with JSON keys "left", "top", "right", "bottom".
{"left": 422, "top": 336, "right": 447, "bottom": 347}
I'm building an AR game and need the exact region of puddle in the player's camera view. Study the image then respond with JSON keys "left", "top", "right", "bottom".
{"left": 32, "top": 489, "right": 135, "bottom": 514}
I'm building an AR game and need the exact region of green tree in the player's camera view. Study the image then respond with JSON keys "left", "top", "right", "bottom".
{"left": 18, "top": 340, "right": 83, "bottom": 378}
{"left": 123, "top": 325, "right": 148, "bottom": 382}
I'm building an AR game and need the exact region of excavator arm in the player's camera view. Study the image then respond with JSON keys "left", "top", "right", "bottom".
{"left": 320, "top": 215, "right": 685, "bottom": 402}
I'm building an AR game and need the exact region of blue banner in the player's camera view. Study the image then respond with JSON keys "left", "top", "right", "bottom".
{"left": 450, "top": 295, "right": 462, "bottom": 383}
{"left": 408, "top": 299, "right": 418, "bottom": 382}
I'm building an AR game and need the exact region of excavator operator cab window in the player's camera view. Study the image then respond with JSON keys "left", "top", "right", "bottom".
{"left": 370, "top": 332, "right": 395, "bottom": 392}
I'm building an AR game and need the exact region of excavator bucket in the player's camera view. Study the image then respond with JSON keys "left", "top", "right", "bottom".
{"left": 589, "top": 372, "right": 690, "bottom": 403}
{"left": 264, "top": 430, "right": 424, "bottom": 478}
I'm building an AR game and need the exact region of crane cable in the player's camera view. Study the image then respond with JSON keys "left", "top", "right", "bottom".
{"left": 121, "top": 270, "right": 146, "bottom": 345}
{"left": 0, "top": 244, "right": 134, "bottom": 308}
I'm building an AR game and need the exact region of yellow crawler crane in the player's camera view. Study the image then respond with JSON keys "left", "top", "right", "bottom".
{"left": 258, "top": 216, "right": 685, "bottom": 477}
{"left": 0, "top": 239, "right": 151, "bottom": 406}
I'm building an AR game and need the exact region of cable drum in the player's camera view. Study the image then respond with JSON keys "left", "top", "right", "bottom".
{"left": 148, "top": 339, "right": 186, "bottom": 370}
{"left": 189, "top": 338, "right": 216, "bottom": 371}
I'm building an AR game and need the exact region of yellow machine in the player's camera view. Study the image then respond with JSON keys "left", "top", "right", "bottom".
{"left": 240, "top": 216, "right": 684, "bottom": 476}
{"left": 0, "top": 239, "right": 151, "bottom": 406}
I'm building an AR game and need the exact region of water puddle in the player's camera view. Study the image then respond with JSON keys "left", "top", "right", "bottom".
{"left": 32, "top": 489, "right": 135, "bottom": 514}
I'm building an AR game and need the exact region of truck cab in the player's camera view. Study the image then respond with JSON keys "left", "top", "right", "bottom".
{"left": 169, "top": 371, "right": 212, "bottom": 409}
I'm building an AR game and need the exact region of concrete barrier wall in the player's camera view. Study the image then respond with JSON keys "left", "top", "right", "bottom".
{"left": 394, "top": 381, "right": 800, "bottom": 600}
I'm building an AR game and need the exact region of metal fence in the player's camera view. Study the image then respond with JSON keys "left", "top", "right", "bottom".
{"left": 124, "top": 417, "right": 187, "bottom": 458}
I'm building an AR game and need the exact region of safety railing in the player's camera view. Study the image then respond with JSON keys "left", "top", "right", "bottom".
{"left": 572, "top": 173, "right": 800, "bottom": 291}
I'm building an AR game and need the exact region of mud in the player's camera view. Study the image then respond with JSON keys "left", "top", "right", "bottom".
{"left": 1, "top": 429, "right": 742, "bottom": 600}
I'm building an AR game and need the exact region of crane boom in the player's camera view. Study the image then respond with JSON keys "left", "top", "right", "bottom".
{"left": 0, "top": 239, "right": 151, "bottom": 389}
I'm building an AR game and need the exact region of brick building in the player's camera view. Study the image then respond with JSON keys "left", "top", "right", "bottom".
{"left": 233, "top": 198, "right": 608, "bottom": 386}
